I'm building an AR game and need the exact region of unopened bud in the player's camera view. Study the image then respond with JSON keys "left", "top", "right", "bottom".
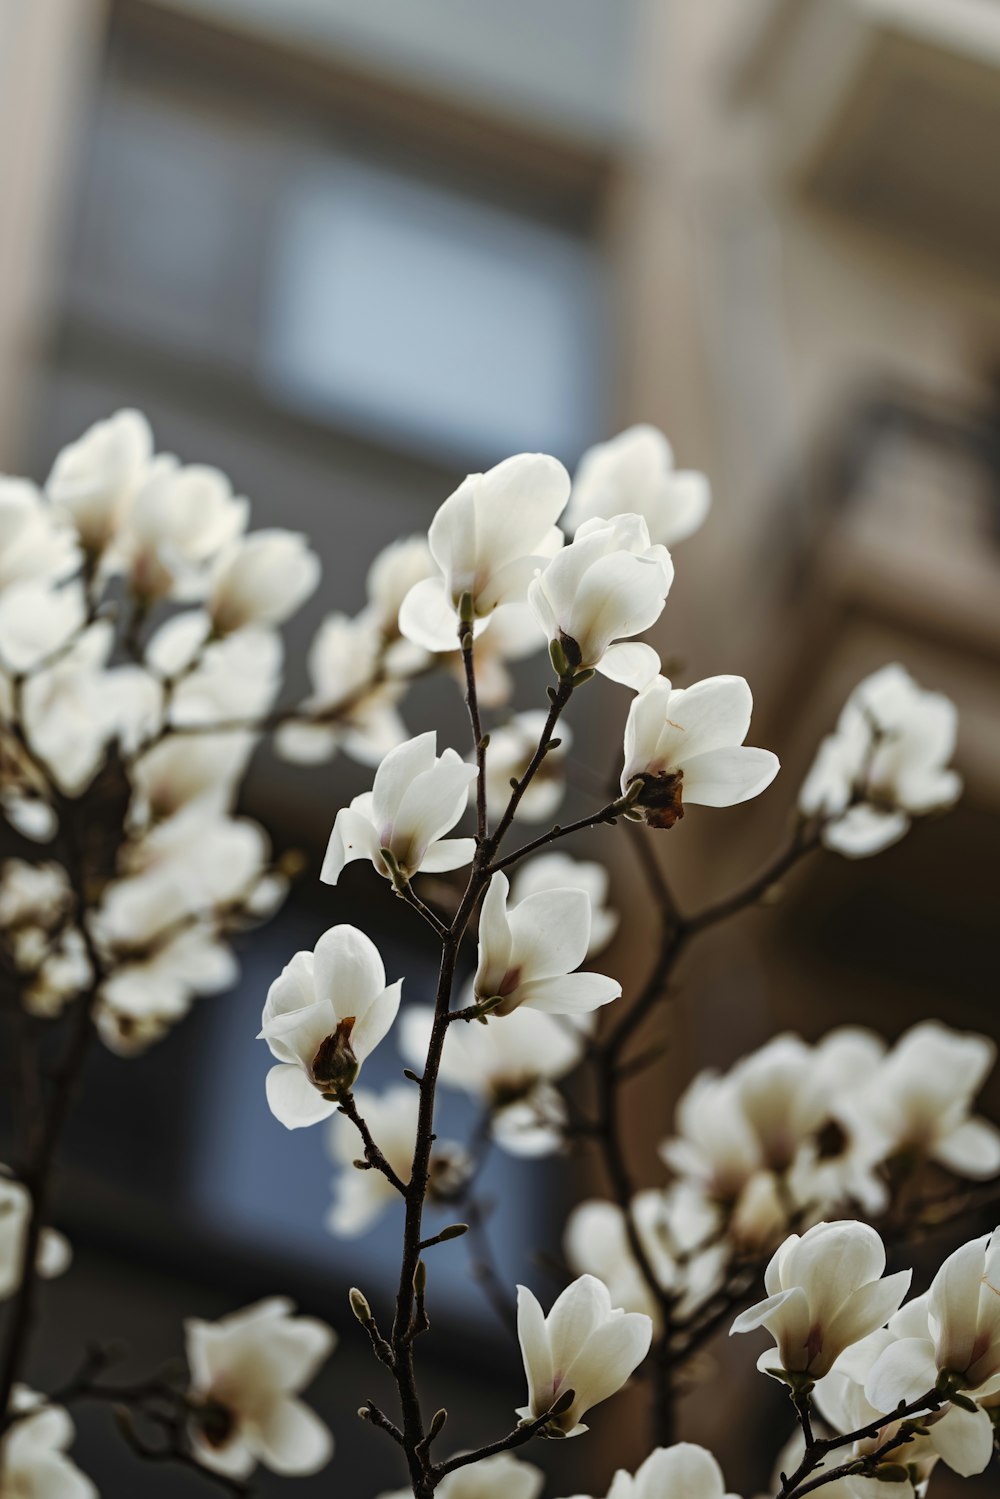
{"left": 437, "top": 1223, "right": 469, "bottom": 1242}
{"left": 457, "top": 590, "right": 475, "bottom": 624}
{"left": 873, "top": 1465, "right": 910, "bottom": 1483}
{"left": 428, "top": 1408, "right": 448, "bottom": 1439}
{"left": 414, "top": 1259, "right": 427, "bottom": 1296}
{"left": 350, "top": 1288, "right": 372, "bottom": 1324}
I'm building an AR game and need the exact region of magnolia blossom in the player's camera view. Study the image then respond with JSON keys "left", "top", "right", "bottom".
{"left": 274, "top": 612, "right": 405, "bottom": 767}
{"left": 121, "top": 459, "right": 248, "bottom": 601}
{"left": 731, "top": 1221, "right": 910, "bottom": 1381}
{"left": 401, "top": 998, "right": 588, "bottom": 1156}
{"left": 622, "top": 675, "right": 779, "bottom": 828}
{"left": 326, "top": 1084, "right": 468, "bottom": 1235}
{"left": 844, "top": 1020, "right": 1000, "bottom": 1180}
{"left": 474, "top": 871, "right": 620, "bottom": 1018}
{"left": 208, "top": 529, "right": 320, "bottom": 633}
{"left": 482, "top": 712, "right": 571, "bottom": 824}
{"left": 165, "top": 624, "right": 283, "bottom": 728}
{"left": 510, "top": 853, "right": 618, "bottom": 956}
{"left": 0, "top": 1391, "right": 96, "bottom": 1499}
{"left": 0, "top": 860, "right": 71, "bottom": 937}
{"left": 260, "top": 925, "right": 402, "bottom": 1127}
{"left": 566, "top": 425, "right": 711, "bottom": 546}
{"left": 0, "top": 1172, "right": 71, "bottom": 1300}
{"left": 45, "top": 407, "right": 153, "bottom": 555}
{"left": 378, "top": 1453, "right": 543, "bottom": 1499}
{"left": 0, "top": 477, "right": 78, "bottom": 589}
{"left": 528, "top": 514, "right": 672, "bottom": 689}
{"left": 185, "top": 1298, "right": 334, "bottom": 1479}
{"left": 866, "top": 1230, "right": 1000, "bottom": 1415}
{"left": 800, "top": 664, "right": 961, "bottom": 857}
{"left": 398, "top": 453, "right": 568, "bottom": 651}
{"left": 516, "top": 1274, "right": 652, "bottom": 1436}
{"left": 560, "top": 1443, "right": 739, "bottom": 1499}
{"left": 565, "top": 1187, "right": 724, "bottom": 1330}
{"left": 0, "top": 579, "right": 85, "bottom": 674}
{"left": 321, "top": 732, "right": 477, "bottom": 885}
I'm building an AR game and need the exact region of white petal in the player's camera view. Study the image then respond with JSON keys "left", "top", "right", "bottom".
{"left": 312, "top": 925, "right": 386, "bottom": 1015}
{"left": 516, "top": 972, "right": 621, "bottom": 1015}
{"left": 265, "top": 1065, "right": 336, "bottom": 1130}
{"left": 597, "top": 640, "right": 662, "bottom": 690}
{"left": 864, "top": 1337, "right": 939, "bottom": 1411}
{"left": 681, "top": 746, "right": 780, "bottom": 807}
{"left": 251, "top": 1396, "right": 333, "bottom": 1476}
{"left": 507, "top": 887, "right": 591, "bottom": 980}
{"left": 398, "top": 576, "right": 461, "bottom": 653}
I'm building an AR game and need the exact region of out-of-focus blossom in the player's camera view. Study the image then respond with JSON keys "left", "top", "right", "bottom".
{"left": 516, "top": 1274, "right": 652, "bottom": 1436}
{"left": 378, "top": 1453, "right": 543, "bottom": 1499}
{"left": 528, "top": 514, "right": 672, "bottom": 691}
{"left": 474, "top": 871, "right": 620, "bottom": 1018}
{"left": 185, "top": 1298, "right": 334, "bottom": 1480}
{"left": 558, "top": 1442, "right": 740, "bottom": 1499}
{"left": 566, "top": 425, "right": 711, "bottom": 547}
{"left": 0, "top": 579, "right": 85, "bottom": 674}
{"left": 511, "top": 853, "right": 617, "bottom": 956}
{"left": 0, "top": 1390, "right": 96, "bottom": 1498}
{"left": 732, "top": 1221, "right": 910, "bottom": 1381}
{"left": 800, "top": 664, "right": 961, "bottom": 857}
{"left": 482, "top": 712, "right": 571, "bottom": 824}
{"left": 0, "top": 1171, "right": 71, "bottom": 1301}
{"left": 275, "top": 612, "right": 405, "bottom": 767}
{"left": 322, "top": 732, "right": 477, "bottom": 886}
{"left": 208, "top": 529, "right": 320, "bottom": 633}
{"left": 399, "top": 453, "right": 568, "bottom": 651}
{"left": 622, "top": 675, "right": 779, "bottom": 829}
{"left": 120, "top": 460, "right": 248, "bottom": 602}
{"left": 45, "top": 407, "right": 153, "bottom": 556}
{"left": 0, "top": 477, "right": 79, "bottom": 589}
{"left": 260, "top": 925, "right": 402, "bottom": 1127}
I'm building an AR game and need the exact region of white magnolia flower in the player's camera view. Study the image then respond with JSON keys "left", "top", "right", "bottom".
{"left": 45, "top": 407, "right": 153, "bottom": 554}
{"left": 321, "top": 732, "right": 477, "bottom": 886}
{"left": 398, "top": 453, "right": 568, "bottom": 651}
{"left": 731, "top": 1221, "right": 911, "bottom": 1381}
{"left": 528, "top": 514, "right": 672, "bottom": 690}
{"left": 866, "top": 1230, "right": 1000, "bottom": 1416}
{"left": 845, "top": 1021, "right": 1000, "bottom": 1180}
{"left": 800, "top": 664, "right": 961, "bottom": 857}
{"left": 208, "top": 529, "right": 320, "bottom": 633}
{"left": 482, "top": 712, "right": 571, "bottom": 824}
{"left": 401, "top": 998, "right": 588, "bottom": 1156}
{"left": 565, "top": 1187, "right": 723, "bottom": 1331}
{"left": 274, "top": 612, "right": 405, "bottom": 767}
{"left": 566, "top": 425, "right": 711, "bottom": 547}
{"left": 622, "top": 675, "right": 779, "bottom": 828}
{"left": 0, "top": 1173, "right": 71, "bottom": 1301}
{"left": 0, "top": 860, "right": 71, "bottom": 934}
{"left": 560, "top": 1442, "right": 739, "bottom": 1499}
{"left": 511, "top": 853, "right": 617, "bottom": 955}
{"left": 378, "top": 1453, "right": 543, "bottom": 1499}
{"left": 166, "top": 625, "right": 284, "bottom": 727}
{"left": 97, "top": 924, "right": 238, "bottom": 1055}
{"left": 516, "top": 1274, "right": 652, "bottom": 1436}
{"left": 474, "top": 871, "right": 621, "bottom": 1018}
{"left": 122, "top": 459, "right": 248, "bottom": 601}
{"left": 132, "top": 732, "right": 255, "bottom": 821}
{"left": 260, "top": 925, "right": 402, "bottom": 1127}
{"left": 19, "top": 621, "right": 117, "bottom": 795}
{"left": 0, "top": 1390, "right": 96, "bottom": 1499}
{"left": 364, "top": 534, "right": 435, "bottom": 638}
{"left": 817, "top": 1322, "right": 990, "bottom": 1490}
{"left": 185, "top": 1298, "right": 334, "bottom": 1479}
{"left": 0, "top": 579, "right": 84, "bottom": 674}
{"left": 0, "top": 478, "right": 78, "bottom": 590}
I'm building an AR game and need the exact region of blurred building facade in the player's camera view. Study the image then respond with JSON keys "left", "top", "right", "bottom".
{"left": 1, "top": 1, "right": 999, "bottom": 1494}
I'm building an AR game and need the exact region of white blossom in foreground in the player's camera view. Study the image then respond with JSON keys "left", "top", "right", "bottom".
{"left": 566, "top": 425, "right": 711, "bottom": 547}
{"left": 378, "top": 1453, "right": 543, "bottom": 1499}
{"left": 0, "top": 1172, "right": 71, "bottom": 1300}
{"left": 800, "top": 664, "right": 961, "bottom": 857}
{"left": 558, "top": 1442, "right": 739, "bottom": 1499}
{"left": 511, "top": 853, "right": 618, "bottom": 956}
{"left": 866, "top": 1230, "right": 1000, "bottom": 1415}
{"left": 622, "top": 675, "right": 779, "bottom": 829}
{"left": 208, "top": 529, "right": 320, "bottom": 633}
{"left": 482, "top": 712, "right": 571, "bottom": 824}
{"left": 185, "top": 1298, "right": 334, "bottom": 1479}
{"left": 528, "top": 514, "right": 672, "bottom": 690}
{"left": 565, "top": 1187, "right": 724, "bottom": 1330}
{"left": 274, "top": 612, "right": 405, "bottom": 767}
{"left": 398, "top": 453, "right": 568, "bottom": 651}
{"left": 45, "top": 407, "right": 153, "bottom": 556}
{"left": 401, "top": 999, "right": 588, "bottom": 1156}
{"left": 0, "top": 1391, "right": 96, "bottom": 1498}
{"left": 474, "top": 871, "right": 621, "bottom": 1018}
{"left": 260, "top": 926, "right": 402, "bottom": 1127}
{"left": 322, "top": 732, "right": 477, "bottom": 886}
{"left": 731, "top": 1221, "right": 910, "bottom": 1382}
{"left": 516, "top": 1274, "right": 652, "bottom": 1436}
{"left": 327, "top": 1085, "right": 470, "bottom": 1235}
{"left": 845, "top": 1020, "right": 1000, "bottom": 1180}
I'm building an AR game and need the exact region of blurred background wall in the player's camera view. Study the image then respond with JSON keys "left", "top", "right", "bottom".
{"left": 1, "top": 1, "right": 999, "bottom": 1494}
